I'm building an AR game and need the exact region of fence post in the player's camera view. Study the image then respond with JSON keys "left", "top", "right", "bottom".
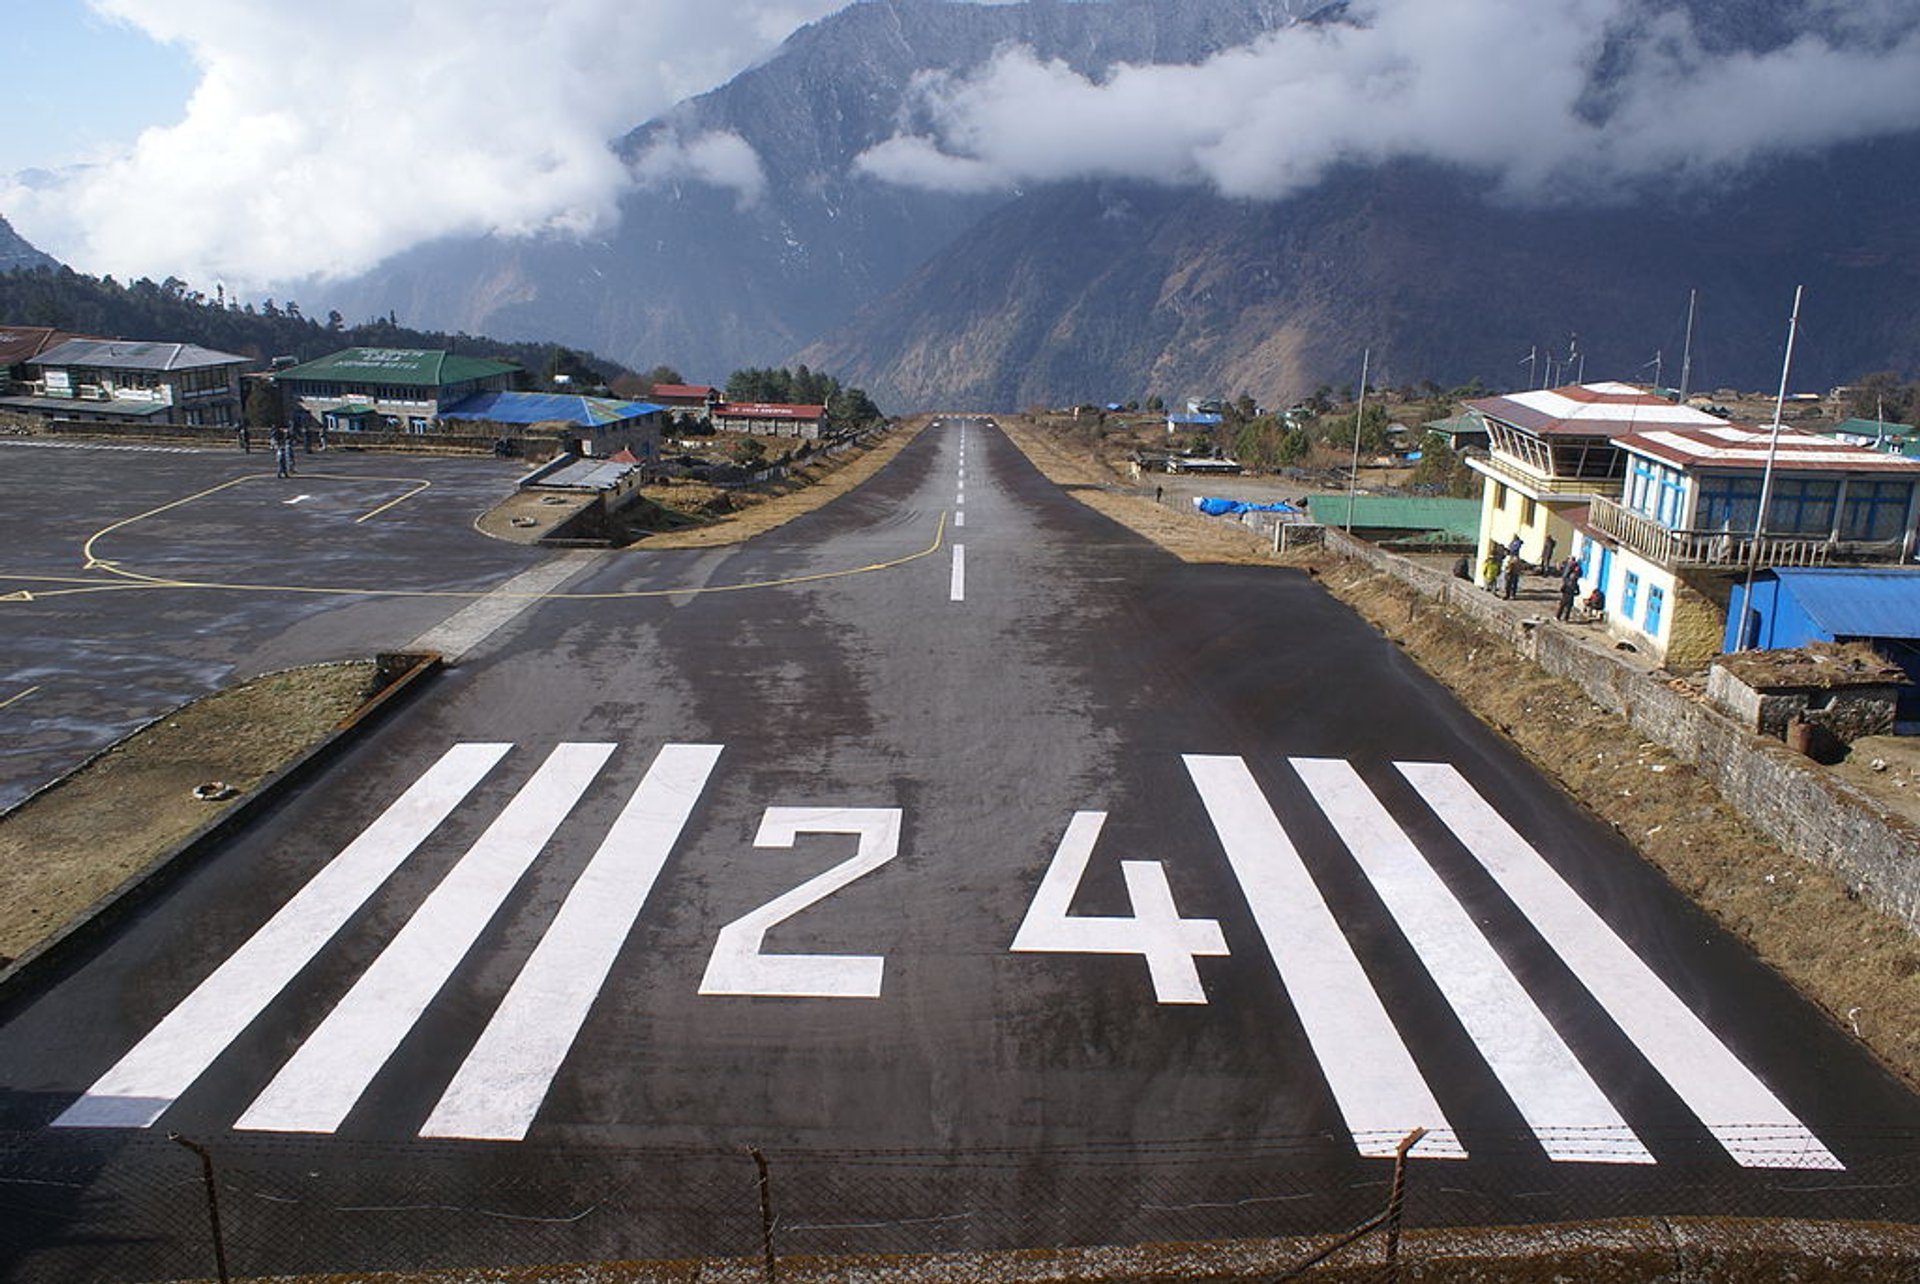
{"left": 168, "top": 1133, "right": 230, "bottom": 1284}
{"left": 1383, "top": 1126, "right": 1428, "bottom": 1278}
{"left": 749, "top": 1146, "right": 777, "bottom": 1283}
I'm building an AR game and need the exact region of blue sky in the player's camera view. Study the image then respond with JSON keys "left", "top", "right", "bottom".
{"left": 5, "top": 3, "right": 197, "bottom": 176}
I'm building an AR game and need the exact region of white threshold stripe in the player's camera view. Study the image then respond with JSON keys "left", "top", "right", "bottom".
{"left": 409, "top": 550, "right": 601, "bottom": 663}
{"left": 55, "top": 744, "right": 509, "bottom": 1130}
{"left": 950, "top": 544, "right": 966, "bottom": 602}
{"left": 1397, "top": 761, "right": 1841, "bottom": 1171}
{"left": 421, "top": 743, "right": 723, "bottom": 1141}
{"left": 234, "top": 743, "right": 617, "bottom": 1134}
{"left": 1293, "top": 759, "right": 1651, "bottom": 1165}
{"left": 1184, "top": 755, "right": 1463, "bottom": 1159}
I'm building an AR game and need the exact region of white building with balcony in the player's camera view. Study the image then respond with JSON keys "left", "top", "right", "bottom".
{"left": 3, "top": 338, "right": 251, "bottom": 426}
{"left": 1464, "top": 382, "right": 1920, "bottom": 668}
{"left": 1591, "top": 424, "right": 1920, "bottom": 664}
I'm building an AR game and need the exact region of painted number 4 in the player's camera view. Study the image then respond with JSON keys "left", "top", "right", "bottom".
{"left": 1011, "top": 811, "right": 1228, "bottom": 1004}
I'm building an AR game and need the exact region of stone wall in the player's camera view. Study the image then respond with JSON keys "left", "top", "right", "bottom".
{"left": 1321, "top": 527, "right": 1920, "bottom": 933}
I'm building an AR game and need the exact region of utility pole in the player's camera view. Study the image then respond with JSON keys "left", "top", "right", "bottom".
{"left": 1678, "top": 288, "right": 1698, "bottom": 401}
{"left": 1738, "top": 285, "right": 1804, "bottom": 650}
{"left": 1346, "top": 347, "right": 1369, "bottom": 534}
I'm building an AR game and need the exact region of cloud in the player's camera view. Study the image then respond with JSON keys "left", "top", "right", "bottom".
{"left": 855, "top": 0, "right": 1920, "bottom": 202}
{"left": 630, "top": 130, "right": 770, "bottom": 208}
{"left": 2, "top": 0, "right": 843, "bottom": 290}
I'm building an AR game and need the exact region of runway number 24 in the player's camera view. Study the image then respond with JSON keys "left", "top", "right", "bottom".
{"left": 695, "top": 806, "right": 1227, "bottom": 1004}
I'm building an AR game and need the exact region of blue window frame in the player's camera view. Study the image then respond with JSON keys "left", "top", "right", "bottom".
{"left": 1842, "top": 480, "right": 1915, "bottom": 541}
{"left": 1645, "top": 584, "right": 1665, "bottom": 635}
{"left": 1766, "top": 478, "right": 1838, "bottom": 536}
{"left": 1622, "top": 571, "right": 1640, "bottom": 617}
{"left": 1697, "top": 476, "right": 1761, "bottom": 532}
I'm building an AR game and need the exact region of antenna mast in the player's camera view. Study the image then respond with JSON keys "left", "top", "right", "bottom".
{"left": 1737, "top": 285, "right": 1804, "bottom": 650}
{"left": 1678, "top": 289, "right": 1697, "bottom": 401}
{"left": 1346, "top": 347, "right": 1369, "bottom": 533}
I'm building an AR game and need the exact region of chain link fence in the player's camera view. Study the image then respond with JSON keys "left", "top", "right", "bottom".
{"left": 3, "top": 1127, "right": 1919, "bottom": 1281}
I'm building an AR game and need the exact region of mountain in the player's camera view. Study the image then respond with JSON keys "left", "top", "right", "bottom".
{"left": 305, "top": 0, "right": 1920, "bottom": 409}
{"left": 306, "top": 0, "right": 1310, "bottom": 381}
{"left": 798, "top": 140, "right": 1920, "bottom": 408}
{"left": 0, "top": 215, "right": 56, "bottom": 274}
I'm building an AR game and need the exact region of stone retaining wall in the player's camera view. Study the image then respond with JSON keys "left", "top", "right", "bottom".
{"left": 1322, "top": 527, "right": 1920, "bottom": 933}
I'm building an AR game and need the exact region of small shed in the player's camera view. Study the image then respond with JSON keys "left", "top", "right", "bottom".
{"left": 1726, "top": 567, "right": 1920, "bottom": 729}
{"left": 1707, "top": 643, "right": 1908, "bottom": 756}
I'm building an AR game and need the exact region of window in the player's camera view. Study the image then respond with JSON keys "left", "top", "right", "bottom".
{"left": 1697, "top": 477, "right": 1761, "bottom": 532}
{"left": 1522, "top": 496, "right": 1537, "bottom": 527}
{"left": 1768, "top": 478, "right": 1838, "bottom": 536}
{"left": 1645, "top": 584, "right": 1665, "bottom": 635}
{"left": 1494, "top": 482, "right": 1508, "bottom": 511}
{"left": 1842, "top": 480, "right": 1914, "bottom": 542}
{"left": 1622, "top": 571, "right": 1640, "bottom": 618}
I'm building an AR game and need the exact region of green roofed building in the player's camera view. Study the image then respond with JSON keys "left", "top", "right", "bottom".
{"left": 274, "top": 348, "right": 520, "bottom": 435}
{"left": 1303, "top": 495, "right": 1483, "bottom": 545}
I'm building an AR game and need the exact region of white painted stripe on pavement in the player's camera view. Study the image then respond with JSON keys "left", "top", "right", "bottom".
{"left": 420, "top": 743, "right": 723, "bottom": 1141}
{"left": 950, "top": 544, "right": 966, "bottom": 602}
{"left": 1397, "top": 761, "right": 1841, "bottom": 1170}
{"left": 55, "top": 744, "right": 509, "bottom": 1130}
{"left": 234, "top": 743, "right": 617, "bottom": 1134}
{"left": 1184, "top": 755, "right": 1464, "bottom": 1159}
{"left": 409, "top": 550, "right": 602, "bottom": 663}
{"left": 1293, "top": 758, "right": 1650, "bottom": 1164}
{"left": 955, "top": 511, "right": 965, "bottom": 528}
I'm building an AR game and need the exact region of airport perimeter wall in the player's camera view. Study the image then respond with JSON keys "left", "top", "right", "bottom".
{"left": 1321, "top": 527, "right": 1920, "bottom": 936}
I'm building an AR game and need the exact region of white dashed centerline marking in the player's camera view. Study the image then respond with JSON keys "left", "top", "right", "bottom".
{"left": 950, "top": 544, "right": 966, "bottom": 602}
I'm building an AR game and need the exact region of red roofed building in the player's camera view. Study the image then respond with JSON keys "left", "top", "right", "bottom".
{"left": 0, "top": 325, "right": 98, "bottom": 389}
{"left": 712, "top": 401, "right": 827, "bottom": 440}
{"left": 649, "top": 383, "right": 719, "bottom": 415}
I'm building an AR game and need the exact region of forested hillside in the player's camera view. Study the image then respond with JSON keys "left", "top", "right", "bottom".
{"left": 0, "top": 266, "right": 633, "bottom": 384}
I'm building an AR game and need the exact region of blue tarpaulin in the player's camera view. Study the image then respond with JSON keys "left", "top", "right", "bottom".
{"left": 1193, "top": 497, "right": 1302, "bottom": 516}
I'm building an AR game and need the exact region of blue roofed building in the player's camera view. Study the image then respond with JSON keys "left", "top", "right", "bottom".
{"left": 438, "top": 391, "right": 666, "bottom": 460}
{"left": 1726, "top": 568, "right": 1920, "bottom": 729}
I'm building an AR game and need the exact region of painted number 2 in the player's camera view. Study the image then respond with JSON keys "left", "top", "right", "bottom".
{"left": 699, "top": 807, "right": 901, "bottom": 998}
{"left": 1010, "top": 811, "right": 1229, "bottom": 1004}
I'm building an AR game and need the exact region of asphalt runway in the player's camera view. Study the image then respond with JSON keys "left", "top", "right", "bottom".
{"left": 2, "top": 421, "right": 1918, "bottom": 1277}
{"left": 0, "top": 437, "right": 542, "bottom": 809}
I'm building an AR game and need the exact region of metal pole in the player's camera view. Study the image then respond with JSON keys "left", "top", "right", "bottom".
{"left": 1383, "top": 1127, "right": 1428, "bottom": 1280}
{"left": 749, "top": 1146, "right": 777, "bottom": 1283}
{"left": 1346, "top": 347, "right": 1369, "bottom": 533}
{"left": 1737, "top": 284, "right": 1804, "bottom": 650}
{"left": 169, "top": 1133, "right": 230, "bottom": 1284}
{"left": 1679, "top": 288, "right": 1698, "bottom": 401}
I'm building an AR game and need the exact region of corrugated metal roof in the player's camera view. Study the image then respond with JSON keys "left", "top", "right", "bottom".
{"left": 1304, "top": 495, "right": 1482, "bottom": 538}
{"left": 713, "top": 402, "right": 825, "bottom": 420}
{"left": 535, "top": 458, "right": 637, "bottom": 491}
{"left": 1771, "top": 568, "right": 1920, "bottom": 640}
{"left": 1466, "top": 382, "right": 1725, "bottom": 438}
{"left": 276, "top": 347, "right": 517, "bottom": 386}
{"left": 32, "top": 338, "right": 249, "bottom": 371}
{"left": 439, "top": 391, "right": 663, "bottom": 427}
{"left": 1617, "top": 424, "right": 1920, "bottom": 475}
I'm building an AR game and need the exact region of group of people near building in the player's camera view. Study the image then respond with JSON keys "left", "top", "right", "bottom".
{"left": 1454, "top": 537, "right": 1603, "bottom": 623}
